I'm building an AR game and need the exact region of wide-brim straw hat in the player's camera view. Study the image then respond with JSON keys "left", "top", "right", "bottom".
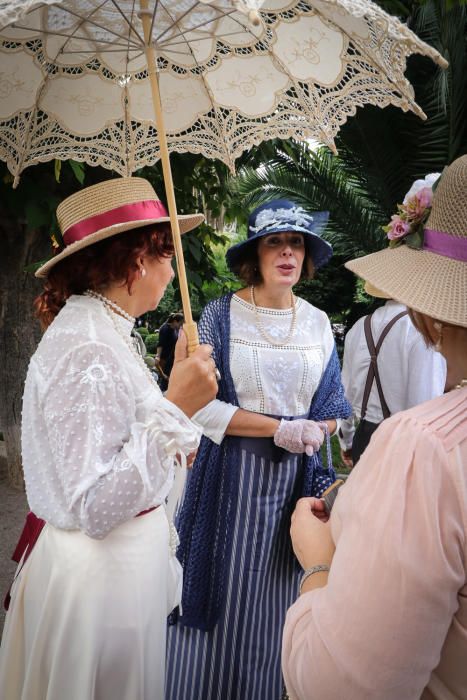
{"left": 36, "top": 177, "right": 204, "bottom": 278}
{"left": 364, "top": 281, "right": 391, "bottom": 299}
{"left": 346, "top": 155, "right": 467, "bottom": 328}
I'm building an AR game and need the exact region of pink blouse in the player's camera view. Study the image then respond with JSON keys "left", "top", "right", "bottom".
{"left": 282, "top": 388, "right": 467, "bottom": 699}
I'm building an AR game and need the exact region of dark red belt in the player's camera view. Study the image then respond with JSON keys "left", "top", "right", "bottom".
{"left": 4, "top": 507, "right": 157, "bottom": 611}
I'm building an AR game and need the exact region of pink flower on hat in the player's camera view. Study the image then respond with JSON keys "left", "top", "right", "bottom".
{"left": 383, "top": 172, "right": 440, "bottom": 248}
{"left": 402, "top": 173, "right": 440, "bottom": 204}
{"left": 387, "top": 215, "right": 410, "bottom": 240}
{"left": 404, "top": 187, "right": 433, "bottom": 222}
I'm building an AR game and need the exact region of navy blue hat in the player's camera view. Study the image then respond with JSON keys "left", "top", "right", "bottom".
{"left": 226, "top": 199, "right": 332, "bottom": 272}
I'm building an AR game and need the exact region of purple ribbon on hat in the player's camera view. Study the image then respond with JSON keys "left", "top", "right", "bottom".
{"left": 423, "top": 229, "right": 467, "bottom": 261}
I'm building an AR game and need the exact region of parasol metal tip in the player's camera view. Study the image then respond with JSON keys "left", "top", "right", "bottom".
{"left": 232, "top": 1, "right": 262, "bottom": 27}
{"left": 320, "top": 135, "right": 338, "bottom": 156}
{"left": 408, "top": 99, "right": 427, "bottom": 121}
{"left": 435, "top": 55, "right": 449, "bottom": 71}
{"left": 248, "top": 10, "right": 262, "bottom": 27}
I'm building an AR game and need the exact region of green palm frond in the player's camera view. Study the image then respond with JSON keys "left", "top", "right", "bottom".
{"left": 229, "top": 0, "right": 466, "bottom": 260}
{"left": 337, "top": 0, "right": 467, "bottom": 192}
{"left": 231, "top": 144, "right": 387, "bottom": 257}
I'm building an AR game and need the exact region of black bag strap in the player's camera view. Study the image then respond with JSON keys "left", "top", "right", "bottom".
{"left": 360, "top": 310, "right": 408, "bottom": 420}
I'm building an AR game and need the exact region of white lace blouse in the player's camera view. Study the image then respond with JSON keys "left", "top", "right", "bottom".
{"left": 193, "top": 295, "right": 335, "bottom": 443}
{"left": 22, "top": 295, "right": 201, "bottom": 539}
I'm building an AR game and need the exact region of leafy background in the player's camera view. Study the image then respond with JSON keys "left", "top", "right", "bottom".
{"left": 1, "top": 0, "right": 466, "bottom": 484}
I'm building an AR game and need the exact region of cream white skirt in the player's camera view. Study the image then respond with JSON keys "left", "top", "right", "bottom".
{"left": 0, "top": 508, "right": 181, "bottom": 700}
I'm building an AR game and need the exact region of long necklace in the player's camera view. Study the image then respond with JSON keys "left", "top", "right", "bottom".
{"left": 85, "top": 289, "right": 136, "bottom": 323}
{"left": 85, "top": 290, "right": 180, "bottom": 552}
{"left": 250, "top": 285, "right": 297, "bottom": 347}
{"left": 84, "top": 290, "right": 155, "bottom": 385}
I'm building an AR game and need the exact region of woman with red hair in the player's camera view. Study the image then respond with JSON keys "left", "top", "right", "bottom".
{"left": 0, "top": 177, "right": 218, "bottom": 700}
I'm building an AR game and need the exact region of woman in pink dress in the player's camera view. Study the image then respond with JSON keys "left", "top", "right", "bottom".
{"left": 282, "top": 155, "right": 467, "bottom": 699}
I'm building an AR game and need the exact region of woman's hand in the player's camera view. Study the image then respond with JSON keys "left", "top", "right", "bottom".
{"left": 290, "top": 497, "right": 335, "bottom": 570}
{"left": 273, "top": 418, "right": 325, "bottom": 455}
{"left": 166, "top": 331, "right": 218, "bottom": 417}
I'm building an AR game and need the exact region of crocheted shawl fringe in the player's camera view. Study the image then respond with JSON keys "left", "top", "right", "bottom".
{"left": 171, "top": 293, "right": 351, "bottom": 631}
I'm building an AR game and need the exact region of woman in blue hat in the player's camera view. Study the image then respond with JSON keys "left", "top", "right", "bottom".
{"left": 166, "top": 200, "right": 351, "bottom": 700}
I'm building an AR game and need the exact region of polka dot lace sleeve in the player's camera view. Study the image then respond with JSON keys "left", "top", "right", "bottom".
{"left": 33, "top": 341, "right": 200, "bottom": 539}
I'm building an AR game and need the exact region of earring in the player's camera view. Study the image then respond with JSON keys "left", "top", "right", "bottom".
{"left": 433, "top": 321, "right": 443, "bottom": 351}
{"left": 140, "top": 267, "right": 146, "bottom": 278}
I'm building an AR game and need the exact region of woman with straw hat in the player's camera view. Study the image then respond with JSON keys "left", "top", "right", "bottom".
{"left": 0, "top": 177, "right": 218, "bottom": 700}
{"left": 282, "top": 156, "right": 467, "bottom": 699}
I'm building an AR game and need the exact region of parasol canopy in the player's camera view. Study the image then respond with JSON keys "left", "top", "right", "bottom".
{"left": 0, "top": 0, "right": 447, "bottom": 182}
{"left": 0, "top": 0, "right": 447, "bottom": 343}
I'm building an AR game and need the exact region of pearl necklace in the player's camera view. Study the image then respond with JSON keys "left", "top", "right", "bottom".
{"left": 84, "top": 290, "right": 155, "bottom": 385}
{"left": 85, "top": 289, "right": 136, "bottom": 323}
{"left": 85, "top": 290, "right": 180, "bottom": 554}
{"left": 250, "top": 285, "right": 297, "bottom": 347}
{"left": 455, "top": 379, "right": 467, "bottom": 390}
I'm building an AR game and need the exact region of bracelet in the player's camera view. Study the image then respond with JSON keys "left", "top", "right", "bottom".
{"left": 299, "top": 564, "right": 330, "bottom": 593}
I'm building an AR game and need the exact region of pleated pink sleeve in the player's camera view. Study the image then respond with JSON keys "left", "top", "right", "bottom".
{"left": 282, "top": 389, "right": 467, "bottom": 700}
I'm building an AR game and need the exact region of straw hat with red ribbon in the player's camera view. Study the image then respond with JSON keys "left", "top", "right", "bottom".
{"left": 36, "top": 177, "right": 204, "bottom": 278}
{"left": 346, "top": 155, "right": 467, "bottom": 328}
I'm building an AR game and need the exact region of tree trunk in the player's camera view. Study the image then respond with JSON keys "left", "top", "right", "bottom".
{"left": 0, "top": 213, "right": 49, "bottom": 488}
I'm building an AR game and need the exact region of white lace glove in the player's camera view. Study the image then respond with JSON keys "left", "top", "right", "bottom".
{"left": 273, "top": 419, "right": 326, "bottom": 456}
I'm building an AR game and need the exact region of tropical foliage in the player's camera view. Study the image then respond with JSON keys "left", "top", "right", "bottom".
{"left": 230, "top": 143, "right": 388, "bottom": 258}
{"left": 1, "top": 0, "right": 466, "bottom": 487}
{"left": 335, "top": 0, "right": 467, "bottom": 204}
{"left": 227, "top": 0, "right": 467, "bottom": 319}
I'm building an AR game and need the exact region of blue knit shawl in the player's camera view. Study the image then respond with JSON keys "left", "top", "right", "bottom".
{"left": 173, "top": 293, "right": 351, "bottom": 630}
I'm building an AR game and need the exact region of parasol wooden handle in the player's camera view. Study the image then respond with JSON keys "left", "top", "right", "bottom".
{"left": 139, "top": 0, "right": 199, "bottom": 355}
{"left": 183, "top": 321, "right": 200, "bottom": 356}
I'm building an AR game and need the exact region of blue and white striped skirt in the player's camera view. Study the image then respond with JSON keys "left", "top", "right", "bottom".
{"left": 166, "top": 436, "right": 306, "bottom": 700}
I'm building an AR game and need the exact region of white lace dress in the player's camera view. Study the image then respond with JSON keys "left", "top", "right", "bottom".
{"left": 0, "top": 294, "right": 201, "bottom": 700}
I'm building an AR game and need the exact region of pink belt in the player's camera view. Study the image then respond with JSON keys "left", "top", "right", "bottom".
{"left": 4, "top": 507, "right": 157, "bottom": 610}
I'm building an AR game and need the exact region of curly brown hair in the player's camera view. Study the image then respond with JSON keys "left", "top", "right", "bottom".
{"left": 35, "top": 223, "right": 173, "bottom": 329}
